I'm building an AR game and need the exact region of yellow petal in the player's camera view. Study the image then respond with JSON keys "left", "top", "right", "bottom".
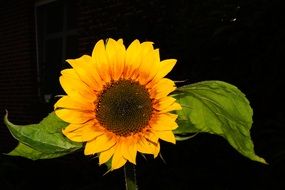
{"left": 105, "top": 38, "right": 119, "bottom": 79}
{"left": 106, "top": 38, "right": 126, "bottom": 80}
{"left": 150, "top": 78, "right": 176, "bottom": 99}
{"left": 63, "top": 123, "right": 83, "bottom": 133}
{"left": 116, "top": 39, "right": 126, "bottom": 53}
{"left": 60, "top": 69, "right": 96, "bottom": 100}
{"left": 54, "top": 96, "right": 94, "bottom": 111}
{"left": 91, "top": 40, "right": 111, "bottom": 83}
{"left": 153, "top": 142, "right": 160, "bottom": 158}
{"left": 61, "top": 68, "right": 78, "bottom": 78}
{"left": 153, "top": 97, "right": 176, "bottom": 111}
{"left": 112, "top": 142, "right": 127, "bottom": 170}
{"left": 137, "top": 137, "right": 156, "bottom": 155}
{"left": 141, "top": 41, "right": 154, "bottom": 50}
{"left": 84, "top": 134, "right": 116, "bottom": 155}
{"left": 117, "top": 39, "right": 124, "bottom": 45}
{"left": 144, "top": 131, "right": 159, "bottom": 144}
{"left": 66, "top": 55, "right": 103, "bottom": 91}
{"left": 160, "top": 102, "right": 182, "bottom": 113}
{"left": 121, "top": 137, "right": 137, "bottom": 164}
{"left": 131, "top": 42, "right": 155, "bottom": 80}
{"left": 99, "top": 146, "right": 115, "bottom": 165}
{"left": 55, "top": 109, "right": 94, "bottom": 124}
{"left": 62, "top": 119, "right": 95, "bottom": 133}
{"left": 115, "top": 39, "right": 127, "bottom": 80}
{"left": 151, "top": 113, "right": 178, "bottom": 131}
{"left": 59, "top": 75, "right": 96, "bottom": 101}
{"left": 124, "top": 39, "right": 141, "bottom": 78}
{"left": 63, "top": 123, "right": 103, "bottom": 142}
{"left": 156, "top": 130, "right": 176, "bottom": 144}
{"left": 143, "top": 132, "right": 160, "bottom": 157}
{"left": 137, "top": 49, "right": 160, "bottom": 85}
{"left": 112, "top": 154, "right": 127, "bottom": 170}
{"left": 152, "top": 59, "right": 176, "bottom": 83}
{"left": 128, "top": 142, "right": 137, "bottom": 164}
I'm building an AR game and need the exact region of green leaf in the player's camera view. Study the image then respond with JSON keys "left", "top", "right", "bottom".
{"left": 173, "top": 81, "right": 266, "bottom": 164}
{"left": 6, "top": 143, "right": 71, "bottom": 160}
{"left": 4, "top": 112, "right": 82, "bottom": 155}
{"left": 173, "top": 113, "right": 200, "bottom": 135}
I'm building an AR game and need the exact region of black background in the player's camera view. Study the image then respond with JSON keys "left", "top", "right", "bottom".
{"left": 1, "top": 0, "right": 285, "bottom": 189}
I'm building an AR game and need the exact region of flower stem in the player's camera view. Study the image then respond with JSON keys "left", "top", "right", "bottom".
{"left": 124, "top": 163, "right": 137, "bottom": 190}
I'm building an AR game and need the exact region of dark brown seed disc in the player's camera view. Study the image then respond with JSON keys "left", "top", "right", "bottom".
{"left": 95, "top": 79, "right": 153, "bottom": 136}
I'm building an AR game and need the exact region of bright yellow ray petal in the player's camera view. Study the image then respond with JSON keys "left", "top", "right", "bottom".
{"left": 99, "top": 146, "right": 116, "bottom": 165}
{"left": 141, "top": 132, "right": 160, "bottom": 157}
{"left": 63, "top": 123, "right": 84, "bottom": 133}
{"left": 106, "top": 38, "right": 119, "bottom": 79}
{"left": 66, "top": 55, "right": 103, "bottom": 91}
{"left": 121, "top": 137, "right": 137, "bottom": 164}
{"left": 84, "top": 134, "right": 116, "bottom": 155}
{"left": 60, "top": 69, "right": 95, "bottom": 100}
{"left": 91, "top": 40, "right": 111, "bottom": 83}
{"left": 153, "top": 142, "right": 160, "bottom": 158}
{"left": 151, "top": 113, "right": 178, "bottom": 131}
{"left": 117, "top": 39, "right": 124, "bottom": 44}
{"left": 61, "top": 68, "right": 78, "bottom": 78}
{"left": 149, "top": 78, "right": 176, "bottom": 99}
{"left": 156, "top": 130, "right": 176, "bottom": 144}
{"left": 54, "top": 96, "right": 94, "bottom": 111}
{"left": 137, "top": 137, "right": 156, "bottom": 155}
{"left": 128, "top": 141, "right": 137, "bottom": 164}
{"left": 152, "top": 59, "right": 176, "bottom": 83}
{"left": 62, "top": 120, "right": 96, "bottom": 133}
{"left": 59, "top": 75, "right": 96, "bottom": 101}
{"left": 144, "top": 131, "right": 159, "bottom": 144}
{"left": 114, "top": 39, "right": 127, "bottom": 80}
{"left": 61, "top": 67, "right": 104, "bottom": 95}
{"left": 112, "top": 142, "right": 127, "bottom": 170}
{"left": 116, "top": 39, "right": 126, "bottom": 53}
{"left": 55, "top": 109, "right": 94, "bottom": 124}
{"left": 159, "top": 102, "right": 182, "bottom": 113}
{"left": 63, "top": 123, "right": 103, "bottom": 142}
{"left": 112, "top": 154, "right": 127, "bottom": 170}
{"left": 106, "top": 38, "right": 126, "bottom": 80}
{"left": 137, "top": 49, "right": 160, "bottom": 85}
{"left": 124, "top": 39, "right": 141, "bottom": 78}
{"left": 131, "top": 42, "right": 155, "bottom": 80}
{"left": 153, "top": 96, "right": 176, "bottom": 111}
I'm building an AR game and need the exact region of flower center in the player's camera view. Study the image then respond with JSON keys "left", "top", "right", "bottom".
{"left": 96, "top": 79, "right": 153, "bottom": 136}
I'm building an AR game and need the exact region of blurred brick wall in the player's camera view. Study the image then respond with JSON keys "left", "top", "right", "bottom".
{"left": 76, "top": 0, "right": 170, "bottom": 48}
{"left": 0, "top": 0, "right": 40, "bottom": 150}
{"left": 76, "top": 0, "right": 187, "bottom": 70}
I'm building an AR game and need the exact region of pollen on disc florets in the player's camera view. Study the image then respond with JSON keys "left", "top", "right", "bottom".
{"left": 95, "top": 79, "right": 153, "bottom": 136}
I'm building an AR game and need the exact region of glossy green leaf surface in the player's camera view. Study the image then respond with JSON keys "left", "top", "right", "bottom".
{"left": 7, "top": 143, "right": 71, "bottom": 160}
{"left": 173, "top": 81, "right": 266, "bottom": 164}
{"left": 4, "top": 112, "right": 82, "bottom": 159}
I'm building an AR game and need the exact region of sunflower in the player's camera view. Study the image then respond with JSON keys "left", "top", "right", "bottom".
{"left": 55, "top": 38, "right": 181, "bottom": 170}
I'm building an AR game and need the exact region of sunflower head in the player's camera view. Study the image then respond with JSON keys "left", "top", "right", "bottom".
{"left": 55, "top": 38, "right": 181, "bottom": 170}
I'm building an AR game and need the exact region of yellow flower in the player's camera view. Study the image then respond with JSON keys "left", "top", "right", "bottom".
{"left": 55, "top": 38, "right": 182, "bottom": 170}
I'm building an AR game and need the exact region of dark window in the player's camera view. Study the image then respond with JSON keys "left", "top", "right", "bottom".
{"left": 35, "top": 0, "right": 78, "bottom": 103}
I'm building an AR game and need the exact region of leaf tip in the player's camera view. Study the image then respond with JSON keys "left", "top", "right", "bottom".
{"left": 251, "top": 154, "right": 268, "bottom": 165}
{"left": 3, "top": 109, "right": 9, "bottom": 124}
{"left": 258, "top": 157, "right": 268, "bottom": 165}
{"left": 3, "top": 110, "right": 17, "bottom": 129}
